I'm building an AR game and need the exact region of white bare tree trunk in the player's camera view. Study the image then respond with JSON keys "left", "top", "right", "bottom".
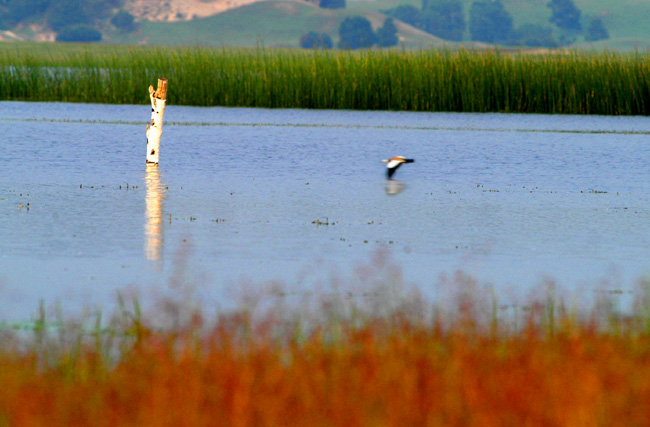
{"left": 146, "top": 78, "right": 168, "bottom": 164}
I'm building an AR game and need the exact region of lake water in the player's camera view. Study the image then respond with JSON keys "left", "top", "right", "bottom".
{"left": 2, "top": 100, "right": 650, "bottom": 320}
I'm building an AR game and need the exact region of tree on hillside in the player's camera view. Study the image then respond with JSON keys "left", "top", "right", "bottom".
{"left": 47, "top": 0, "right": 90, "bottom": 31}
{"left": 56, "top": 24, "right": 102, "bottom": 42}
{"left": 338, "top": 16, "right": 377, "bottom": 49}
{"left": 1, "top": 0, "right": 118, "bottom": 33}
{"left": 585, "top": 17, "right": 609, "bottom": 41}
{"left": 299, "top": 31, "right": 333, "bottom": 49}
{"left": 376, "top": 17, "right": 398, "bottom": 47}
{"left": 420, "top": 0, "right": 465, "bottom": 41}
{"left": 547, "top": 0, "right": 581, "bottom": 31}
{"left": 320, "top": 0, "right": 345, "bottom": 10}
{"left": 469, "top": 0, "right": 513, "bottom": 43}
{"left": 111, "top": 9, "right": 136, "bottom": 33}
{"left": 0, "top": 0, "right": 50, "bottom": 27}
{"left": 382, "top": 5, "right": 423, "bottom": 30}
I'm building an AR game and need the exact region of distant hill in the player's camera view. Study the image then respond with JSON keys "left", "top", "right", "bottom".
{"left": 105, "top": 0, "right": 453, "bottom": 49}
{"left": 1, "top": 0, "right": 650, "bottom": 50}
{"left": 123, "top": 0, "right": 263, "bottom": 22}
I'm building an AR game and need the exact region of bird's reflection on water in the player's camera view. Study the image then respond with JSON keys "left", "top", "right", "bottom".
{"left": 144, "top": 163, "right": 166, "bottom": 269}
{"left": 384, "top": 179, "right": 405, "bottom": 195}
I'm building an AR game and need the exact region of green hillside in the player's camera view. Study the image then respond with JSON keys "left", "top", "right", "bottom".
{"left": 104, "top": 0, "right": 453, "bottom": 49}
{"left": 5, "top": 0, "right": 649, "bottom": 50}
{"left": 574, "top": 0, "right": 650, "bottom": 50}
{"left": 347, "top": 0, "right": 650, "bottom": 50}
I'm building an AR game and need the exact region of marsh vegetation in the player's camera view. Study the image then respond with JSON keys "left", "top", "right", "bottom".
{"left": 0, "top": 43, "right": 648, "bottom": 114}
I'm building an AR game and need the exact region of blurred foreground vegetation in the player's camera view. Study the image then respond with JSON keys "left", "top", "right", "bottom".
{"left": 3, "top": 270, "right": 650, "bottom": 425}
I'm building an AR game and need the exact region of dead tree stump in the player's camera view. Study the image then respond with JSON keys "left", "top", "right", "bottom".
{"left": 146, "top": 78, "right": 168, "bottom": 164}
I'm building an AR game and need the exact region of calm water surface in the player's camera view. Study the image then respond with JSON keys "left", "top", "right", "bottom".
{"left": 1, "top": 101, "right": 650, "bottom": 320}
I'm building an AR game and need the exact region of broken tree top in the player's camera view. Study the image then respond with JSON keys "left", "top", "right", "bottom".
{"left": 153, "top": 78, "right": 168, "bottom": 100}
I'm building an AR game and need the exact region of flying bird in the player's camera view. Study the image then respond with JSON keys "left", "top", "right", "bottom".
{"left": 381, "top": 156, "right": 414, "bottom": 179}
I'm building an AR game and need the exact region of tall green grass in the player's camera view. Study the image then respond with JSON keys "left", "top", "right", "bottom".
{"left": 0, "top": 42, "right": 648, "bottom": 115}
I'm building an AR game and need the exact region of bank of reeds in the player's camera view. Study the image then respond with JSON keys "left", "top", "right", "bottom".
{"left": 3, "top": 272, "right": 650, "bottom": 426}
{"left": 0, "top": 42, "right": 648, "bottom": 115}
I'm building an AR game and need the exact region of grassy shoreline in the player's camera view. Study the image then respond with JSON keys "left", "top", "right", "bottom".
{"left": 0, "top": 42, "right": 648, "bottom": 115}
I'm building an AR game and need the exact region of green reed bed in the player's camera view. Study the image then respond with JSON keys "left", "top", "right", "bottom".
{"left": 0, "top": 42, "right": 648, "bottom": 115}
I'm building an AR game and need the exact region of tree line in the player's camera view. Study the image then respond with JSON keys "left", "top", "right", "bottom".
{"left": 0, "top": 0, "right": 138, "bottom": 42}
{"left": 302, "top": 0, "right": 610, "bottom": 50}
{"left": 301, "top": 17, "right": 399, "bottom": 50}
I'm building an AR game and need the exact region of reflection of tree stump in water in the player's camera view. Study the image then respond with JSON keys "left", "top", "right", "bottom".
{"left": 145, "top": 163, "right": 165, "bottom": 268}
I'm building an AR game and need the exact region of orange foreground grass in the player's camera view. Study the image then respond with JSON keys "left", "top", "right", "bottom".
{"left": 2, "top": 305, "right": 650, "bottom": 427}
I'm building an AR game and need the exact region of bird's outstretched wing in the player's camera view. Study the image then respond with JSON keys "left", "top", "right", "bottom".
{"left": 387, "top": 163, "right": 402, "bottom": 178}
